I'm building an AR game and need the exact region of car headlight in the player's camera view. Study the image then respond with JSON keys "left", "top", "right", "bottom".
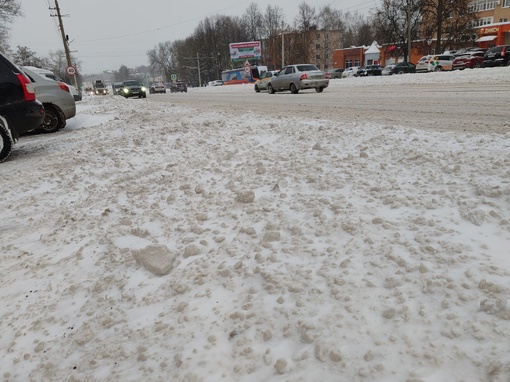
{"left": 141, "top": 86, "right": 147, "bottom": 92}
{"left": 123, "top": 88, "right": 128, "bottom": 93}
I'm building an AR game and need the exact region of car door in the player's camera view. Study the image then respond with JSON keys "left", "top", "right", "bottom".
{"left": 276, "top": 66, "right": 295, "bottom": 90}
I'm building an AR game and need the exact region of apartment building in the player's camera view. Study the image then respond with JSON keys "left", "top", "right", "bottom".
{"left": 470, "top": 0, "right": 510, "bottom": 46}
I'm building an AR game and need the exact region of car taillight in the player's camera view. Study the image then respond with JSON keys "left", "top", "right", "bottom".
{"left": 502, "top": 47, "right": 506, "bottom": 57}
{"left": 57, "top": 81, "right": 70, "bottom": 92}
{"left": 325, "top": 72, "right": 330, "bottom": 79}
{"left": 16, "top": 73, "right": 37, "bottom": 102}
{"left": 300, "top": 73, "right": 308, "bottom": 80}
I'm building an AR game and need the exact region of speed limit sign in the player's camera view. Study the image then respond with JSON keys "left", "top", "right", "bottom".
{"left": 66, "top": 65, "right": 76, "bottom": 76}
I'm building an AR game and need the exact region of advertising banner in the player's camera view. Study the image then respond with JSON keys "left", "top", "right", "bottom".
{"left": 229, "top": 41, "right": 261, "bottom": 62}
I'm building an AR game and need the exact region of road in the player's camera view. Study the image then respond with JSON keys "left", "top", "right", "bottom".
{"left": 149, "top": 79, "right": 509, "bottom": 134}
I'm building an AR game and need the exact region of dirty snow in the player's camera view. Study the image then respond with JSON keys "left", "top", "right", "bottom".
{"left": 1, "top": 68, "right": 509, "bottom": 382}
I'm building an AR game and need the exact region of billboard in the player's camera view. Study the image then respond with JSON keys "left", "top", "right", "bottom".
{"left": 229, "top": 41, "right": 262, "bottom": 62}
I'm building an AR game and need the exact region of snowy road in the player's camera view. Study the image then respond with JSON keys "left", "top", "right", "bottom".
{"left": 151, "top": 73, "right": 510, "bottom": 133}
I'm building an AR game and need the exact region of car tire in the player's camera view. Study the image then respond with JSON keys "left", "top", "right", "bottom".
{"left": 268, "top": 84, "right": 275, "bottom": 94}
{"left": 315, "top": 87, "right": 324, "bottom": 93}
{"left": 290, "top": 83, "right": 299, "bottom": 94}
{"left": 0, "top": 121, "right": 13, "bottom": 163}
{"left": 473, "top": 63, "right": 481, "bottom": 69}
{"left": 254, "top": 85, "right": 260, "bottom": 93}
{"left": 38, "top": 105, "right": 63, "bottom": 133}
{"left": 397, "top": 70, "right": 404, "bottom": 74}
{"left": 434, "top": 66, "right": 442, "bottom": 72}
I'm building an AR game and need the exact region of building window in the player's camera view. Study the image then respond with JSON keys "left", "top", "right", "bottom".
{"left": 345, "top": 59, "right": 353, "bottom": 68}
{"left": 354, "top": 60, "right": 361, "bottom": 66}
{"left": 468, "top": 0, "right": 497, "bottom": 12}
{"left": 316, "top": 44, "right": 321, "bottom": 49}
{"left": 501, "top": 18, "right": 508, "bottom": 22}
{"left": 503, "top": 0, "right": 509, "bottom": 7}
{"left": 316, "top": 55, "right": 321, "bottom": 60}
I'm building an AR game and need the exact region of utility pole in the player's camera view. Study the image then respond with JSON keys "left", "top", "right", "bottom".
{"left": 51, "top": 0, "right": 79, "bottom": 90}
{"left": 407, "top": 0, "right": 412, "bottom": 63}
{"left": 197, "top": 53, "right": 201, "bottom": 87}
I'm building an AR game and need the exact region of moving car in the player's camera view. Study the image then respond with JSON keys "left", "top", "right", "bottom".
{"left": 452, "top": 51, "right": 485, "bottom": 70}
{"left": 112, "top": 82, "right": 123, "bottom": 95}
{"left": 483, "top": 45, "right": 510, "bottom": 67}
{"left": 416, "top": 54, "right": 455, "bottom": 72}
{"left": 254, "top": 70, "right": 278, "bottom": 92}
{"left": 267, "top": 64, "right": 329, "bottom": 94}
{"left": 356, "top": 65, "right": 383, "bottom": 76}
{"left": 170, "top": 81, "right": 187, "bottom": 93}
{"left": 22, "top": 66, "right": 76, "bottom": 133}
{"left": 0, "top": 52, "right": 45, "bottom": 162}
{"left": 381, "top": 62, "right": 416, "bottom": 75}
{"left": 326, "top": 68, "right": 344, "bottom": 79}
{"left": 208, "top": 80, "right": 223, "bottom": 86}
{"left": 149, "top": 82, "right": 166, "bottom": 94}
{"left": 120, "top": 80, "right": 147, "bottom": 98}
{"left": 342, "top": 66, "right": 360, "bottom": 78}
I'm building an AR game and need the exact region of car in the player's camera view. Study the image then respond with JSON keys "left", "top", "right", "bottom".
{"left": 149, "top": 82, "right": 166, "bottom": 94}
{"left": 326, "top": 68, "right": 344, "bottom": 79}
{"left": 254, "top": 70, "right": 278, "bottom": 92}
{"left": 120, "top": 80, "right": 147, "bottom": 98}
{"left": 112, "top": 82, "right": 123, "bottom": 95}
{"left": 24, "top": 66, "right": 82, "bottom": 101}
{"left": 208, "top": 80, "right": 223, "bottom": 86}
{"left": 356, "top": 65, "right": 383, "bottom": 76}
{"left": 170, "top": 81, "right": 187, "bottom": 93}
{"left": 452, "top": 51, "right": 485, "bottom": 70}
{"left": 483, "top": 45, "right": 510, "bottom": 67}
{"left": 0, "top": 52, "right": 45, "bottom": 162}
{"left": 342, "top": 66, "right": 360, "bottom": 78}
{"left": 267, "top": 64, "right": 329, "bottom": 94}
{"left": 416, "top": 54, "right": 455, "bottom": 72}
{"left": 21, "top": 66, "right": 76, "bottom": 133}
{"left": 381, "top": 62, "right": 416, "bottom": 75}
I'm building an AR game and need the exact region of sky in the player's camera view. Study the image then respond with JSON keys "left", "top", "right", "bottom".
{"left": 1, "top": 68, "right": 509, "bottom": 381}
{"left": 8, "top": 0, "right": 374, "bottom": 74}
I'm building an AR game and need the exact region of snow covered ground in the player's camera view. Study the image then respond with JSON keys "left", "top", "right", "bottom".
{"left": 1, "top": 68, "right": 509, "bottom": 382}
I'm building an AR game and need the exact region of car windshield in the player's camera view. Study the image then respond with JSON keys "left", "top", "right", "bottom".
{"left": 296, "top": 65, "right": 318, "bottom": 72}
{"left": 123, "top": 81, "right": 140, "bottom": 86}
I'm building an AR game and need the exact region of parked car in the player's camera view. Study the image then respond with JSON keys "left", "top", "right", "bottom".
{"left": 149, "top": 82, "right": 166, "bottom": 94}
{"left": 381, "top": 62, "right": 416, "bottom": 75}
{"left": 416, "top": 54, "right": 455, "bottom": 72}
{"left": 208, "top": 80, "right": 223, "bottom": 86}
{"left": 326, "top": 68, "right": 344, "bottom": 79}
{"left": 0, "top": 52, "right": 45, "bottom": 162}
{"left": 452, "top": 51, "right": 485, "bottom": 70}
{"left": 342, "top": 66, "right": 360, "bottom": 78}
{"left": 112, "top": 82, "right": 123, "bottom": 95}
{"left": 24, "top": 66, "right": 82, "bottom": 101}
{"left": 254, "top": 70, "right": 278, "bottom": 92}
{"left": 120, "top": 80, "right": 147, "bottom": 98}
{"left": 483, "top": 45, "right": 510, "bottom": 67}
{"left": 357, "top": 65, "right": 383, "bottom": 76}
{"left": 170, "top": 81, "right": 187, "bottom": 93}
{"left": 22, "top": 66, "right": 76, "bottom": 133}
{"left": 267, "top": 64, "right": 329, "bottom": 94}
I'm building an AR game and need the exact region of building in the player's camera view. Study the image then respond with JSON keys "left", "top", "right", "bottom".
{"left": 332, "top": 0, "right": 510, "bottom": 69}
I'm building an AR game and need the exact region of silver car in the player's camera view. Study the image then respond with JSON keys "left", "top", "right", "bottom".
{"left": 22, "top": 66, "right": 76, "bottom": 133}
{"left": 267, "top": 64, "right": 329, "bottom": 94}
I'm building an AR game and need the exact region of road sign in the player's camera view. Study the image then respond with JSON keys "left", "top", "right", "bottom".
{"left": 244, "top": 66, "right": 250, "bottom": 73}
{"left": 66, "top": 65, "right": 76, "bottom": 76}
{"left": 171, "top": 73, "right": 177, "bottom": 80}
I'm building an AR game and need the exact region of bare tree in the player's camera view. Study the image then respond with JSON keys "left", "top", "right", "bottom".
{"left": 262, "top": 5, "right": 286, "bottom": 38}
{"left": 317, "top": 6, "right": 345, "bottom": 31}
{"left": 242, "top": 3, "right": 264, "bottom": 41}
{"left": 0, "top": 0, "right": 22, "bottom": 52}
{"left": 12, "top": 46, "right": 44, "bottom": 67}
{"left": 294, "top": 2, "right": 317, "bottom": 31}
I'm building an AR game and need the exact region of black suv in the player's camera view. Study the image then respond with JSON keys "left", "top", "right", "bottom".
{"left": 170, "top": 81, "right": 187, "bottom": 93}
{"left": 0, "top": 52, "right": 45, "bottom": 162}
{"left": 483, "top": 45, "right": 510, "bottom": 67}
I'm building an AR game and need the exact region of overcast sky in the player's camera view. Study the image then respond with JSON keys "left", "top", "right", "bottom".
{"left": 9, "top": 0, "right": 374, "bottom": 74}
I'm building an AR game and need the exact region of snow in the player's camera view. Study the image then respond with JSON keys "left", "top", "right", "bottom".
{"left": 1, "top": 68, "right": 509, "bottom": 382}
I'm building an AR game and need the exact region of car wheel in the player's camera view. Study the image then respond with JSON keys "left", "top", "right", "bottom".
{"left": 38, "top": 106, "right": 62, "bottom": 133}
{"left": 397, "top": 70, "right": 404, "bottom": 74}
{"left": 0, "top": 121, "right": 13, "bottom": 163}
{"left": 268, "top": 84, "right": 275, "bottom": 94}
{"left": 290, "top": 83, "right": 299, "bottom": 94}
{"left": 434, "top": 66, "right": 442, "bottom": 72}
{"left": 254, "top": 85, "right": 260, "bottom": 93}
{"left": 473, "top": 63, "right": 481, "bottom": 69}
{"left": 315, "top": 87, "right": 324, "bottom": 93}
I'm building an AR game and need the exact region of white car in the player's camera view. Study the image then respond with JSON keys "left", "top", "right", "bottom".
{"left": 416, "top": 54, "right": 455, "bottom": 72}
{"left": 208, "top": 80, "right": 223, "bottom": 86}
{"left": 341, "top": 66, "right": 360, "bottom": 78}
{"left": 21, "top": 66, "right": 76, "bottom": 133}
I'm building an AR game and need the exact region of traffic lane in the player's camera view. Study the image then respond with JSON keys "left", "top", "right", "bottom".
{"left": 149, "top": 83, "right": 509, "bottom": 134}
